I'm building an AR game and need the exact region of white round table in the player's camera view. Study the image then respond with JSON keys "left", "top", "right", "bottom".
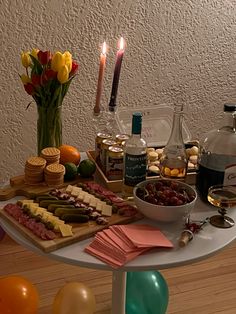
{"left": 1, "top": 196, "right": 236, "bottom": 314}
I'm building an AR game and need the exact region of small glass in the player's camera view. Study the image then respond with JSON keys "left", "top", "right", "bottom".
{"left": 207, "top": 185, "right": 236, "bottom": 228}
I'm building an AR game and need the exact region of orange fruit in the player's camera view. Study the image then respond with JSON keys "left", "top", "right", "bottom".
{"left": 58, "top": 145, "right": 81, "bottom": 166}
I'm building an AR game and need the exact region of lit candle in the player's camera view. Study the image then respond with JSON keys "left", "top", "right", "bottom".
{"left": 109, "top": 37, "right": 125, "bottom": 111}
{"left": 94, "top": 41, "right": 107, "bottom": 115}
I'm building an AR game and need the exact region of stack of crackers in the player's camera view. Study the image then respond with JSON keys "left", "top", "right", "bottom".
{"left": 44, "top": 163, "right": 65, "bottom": 187}
{"left": 41, "top": 147, "right": 60, "bottom": 164}
{"left": 24, "top": 146, "right": 65, "bottom": 187}
{"left": 24, "top": 157, "right": 46, "bottom": 185}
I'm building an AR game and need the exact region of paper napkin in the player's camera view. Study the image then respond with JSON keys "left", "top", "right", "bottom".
{"left": 85, "top": 224, "right": 173, "bottom": 268}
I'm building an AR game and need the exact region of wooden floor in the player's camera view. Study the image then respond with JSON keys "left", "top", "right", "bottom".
{"left": 1, "top": 234, "right": 236, "bottom": 314}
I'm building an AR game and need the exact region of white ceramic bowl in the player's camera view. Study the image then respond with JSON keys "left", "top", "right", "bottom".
{"left": 133, "top": 178, "right": 197, "bottom": 222}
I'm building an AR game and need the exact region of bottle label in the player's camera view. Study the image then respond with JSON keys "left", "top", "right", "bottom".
{"left": 124, "top": 153, "right": 147, "bottom": 186}
{"left": 106, "top": 155, "right": 124, "bottom": 180}
{"left": 223, "top": 164, "right": 236, "bottom": 186}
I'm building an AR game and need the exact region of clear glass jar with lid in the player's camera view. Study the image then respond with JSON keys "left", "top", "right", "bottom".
{"left": 196, "top": 103, "right": 236, "bottom": 202}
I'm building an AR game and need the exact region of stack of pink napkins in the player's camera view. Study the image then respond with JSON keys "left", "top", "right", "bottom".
{"left": 85, "top": 224, "right": 173, "bottom": 268}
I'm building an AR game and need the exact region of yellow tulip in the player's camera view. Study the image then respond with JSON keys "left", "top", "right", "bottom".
{"left": 31, "top": 48, "right": 39, "bottom": 60}
{"left": 63, "top": 51, "right": 72, "bottom": 72}
{"left": 57, "top": 65, "right": 69, "bottom": 84}
{"left": 51, "top": 52, "right": 65, "bottom": 72}
{"left": 21, "top": 51, "right": 31, "bottom": 68}
{"left": 20, "top": 74, "right": 31, "bottom": 84}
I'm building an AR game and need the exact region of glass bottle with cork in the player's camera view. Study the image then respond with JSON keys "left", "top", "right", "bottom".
{"left": 159, "top": 104, "right": 188, "bottom": 180}
{"left": 122, "top": 112, "right": 147, "bottom": 199}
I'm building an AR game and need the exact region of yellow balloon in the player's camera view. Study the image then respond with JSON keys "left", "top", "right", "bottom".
{"left": 52, "top": 282, "right": 96, "bottom": 314}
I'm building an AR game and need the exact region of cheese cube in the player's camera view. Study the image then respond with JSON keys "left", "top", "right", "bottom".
{"left": 96, "top": 201, "right": 106, "bottom": 212}
{"left": 24, "top": 203, "right": 39, "bottom": 214}
{"left": 28, "top": 203, "right": 39, "bottom": 210}
{"left": 35, "top": 207, "right": 47, "bottom": 214}
{"left": 17, "top": 199, "right": 34, "bottom": 206}
{"left": 102, "top": 204, "right": 112, "bottom": 217}
{"left": 71, "top": 186, "right": 82, "bottom": 197}
{"left": 77, "top": 191, "right": 86, "bottom": 201}
{"left": 83, "top": 193, "right": 92, "bottom": 204}
{"left": 48, "top": 216, "right": 65, "bottom": 231}
{"left": 65, "top": 185, "right": 74, "bottom": 193}
{"left": 41, "top": 211, "right": 53, "bottom": 220}
{"left": 89, "top": 197, "right": 99, "bottom": 208}
{"left": 59, "top": 224, "right": 73, "bottom": 237}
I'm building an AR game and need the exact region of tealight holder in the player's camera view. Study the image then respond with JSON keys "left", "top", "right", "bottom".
{"left": 105, "top": 106, "right": 120, "bottom": 137}
{"left": 92, "top": 104, "right": 109, "bottom": 134}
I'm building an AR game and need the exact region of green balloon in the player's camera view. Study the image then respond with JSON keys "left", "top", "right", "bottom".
{"left": 126, "top": 271, "right": 169, "bottom": 314}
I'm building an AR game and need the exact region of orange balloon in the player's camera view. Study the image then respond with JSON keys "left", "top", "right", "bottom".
{"left": 58, "top": 145, "right": 81, "bottom": 166}
{"left": 0, "top": 276, "right": 39, "bottom": 314}
{"left": 52, "top": 282, "right": 96, "bottom": 314}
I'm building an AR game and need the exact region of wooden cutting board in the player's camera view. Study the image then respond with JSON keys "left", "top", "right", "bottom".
{"left": 0, "top": 177, "right": 143, "bottom": 252}
{"left": 0, "top": 207, "right": 142, "bottom": 253}
{"left": 0, "top": 175, "right": 91, "bottom": 201}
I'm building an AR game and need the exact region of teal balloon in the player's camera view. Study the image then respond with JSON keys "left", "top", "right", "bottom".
{"left": 126, "top": 271, "right": 169, "bottom": 314}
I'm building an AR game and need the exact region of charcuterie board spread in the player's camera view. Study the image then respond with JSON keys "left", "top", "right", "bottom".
{"left": 0, "top": 181, "right": 142, "bottom": 253}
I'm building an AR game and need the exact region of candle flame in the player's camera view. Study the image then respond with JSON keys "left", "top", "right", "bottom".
{"left": 119, "top": 37, "right": 125, "bottom": 50}
{"left": 102, "top": 41, "right": 107, "bottom": 55}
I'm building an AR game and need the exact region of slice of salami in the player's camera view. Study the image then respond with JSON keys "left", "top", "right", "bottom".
{"left": 118, "top": 205, "right": 138, "bottom": 217}
{"left": 45, "top": 230, "right": 56, "bottom": 240}
{"left": 108, "top": 195, "right": 125, "bottom": 204}
{"left": 86, "top": 182, "right": 100, "bottom": 190}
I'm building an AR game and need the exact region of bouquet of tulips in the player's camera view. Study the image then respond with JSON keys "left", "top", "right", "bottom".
{"left": 20, "top": 49, "right": 79, "bottom": 154}
{"left": 20, "top": 49, "right": 78, "bottom": 100}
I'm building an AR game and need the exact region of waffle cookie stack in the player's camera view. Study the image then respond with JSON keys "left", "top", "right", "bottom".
{"left": 41, "top": 147, "right": 60, "bottom": 165}
{"left": 25, "top": 157, "right": 46, "bottom": 185}
{"left": 44, "top": 163, "right": 65, "bottom": 187}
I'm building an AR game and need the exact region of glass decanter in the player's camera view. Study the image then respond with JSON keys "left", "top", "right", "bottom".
{"left": 159, "top": 104, "right": 187, "bottom": 180}
{"left": 196, "top": 103, "right": 236, "bottom": 202}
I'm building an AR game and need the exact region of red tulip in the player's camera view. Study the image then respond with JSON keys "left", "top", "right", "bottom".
{"left": 24, "top": 83, "right": 35, "bottom": 95}
{"left": 31, "top": 74, "right": 41, "bottom": 86}
{"left": 38, "top": 50, "right": 51, "bottom": 65}
{"left": 44, "top": 69, "right": 57, "bottom": 80}
{"left": 70, "top": 61, "right": 79, "bottom": 76}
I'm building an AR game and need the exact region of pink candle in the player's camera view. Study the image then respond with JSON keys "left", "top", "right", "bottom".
{"left": 94, "top": 41, "right": 107, "bottom": 115}
{"left": 109, "top": 37, "right": 125, "bottom": 111}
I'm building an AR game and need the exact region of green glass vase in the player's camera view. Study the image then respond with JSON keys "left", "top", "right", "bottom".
{"left": 37, "top": 105, "right": 62, "bottom": 155}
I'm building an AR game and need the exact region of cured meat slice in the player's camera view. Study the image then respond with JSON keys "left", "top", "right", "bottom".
{"left": 4, "top": 203, "right": 23, "bottom": 219}
{"left": 108, "top": 195, "right": 125, "bottom": 204}
{"left": 45, "top": 230, "right": 56, "bottom": 240}
{"left": 3, "top": 204, "right": 57, "bottom": 240}
{"left": 118, "top": 205, "right": 138, "bottom": 217}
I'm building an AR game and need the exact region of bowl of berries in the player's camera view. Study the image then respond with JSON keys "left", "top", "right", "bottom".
{"left": 134, "top": 178, "right": 197, "bottom": 222}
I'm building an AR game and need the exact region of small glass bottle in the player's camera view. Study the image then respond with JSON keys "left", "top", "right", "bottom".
{"left": 196, "top": 103, "right": 236, "bottom": 202}
{"left": 122, "top": 112, "right": 147, "bottom": 199}
{"left": 159, "top": 104, "right": 187, "bottom": 180}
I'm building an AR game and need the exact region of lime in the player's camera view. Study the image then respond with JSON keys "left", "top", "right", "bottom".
{"left": 78, "top": 159, "right": 96, "bottom": 178}
{"left": 64, "top": 162, "right": 78, "bottom": 180}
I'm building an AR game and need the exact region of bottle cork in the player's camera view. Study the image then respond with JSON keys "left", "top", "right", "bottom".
{"left": 178, "top": 230, "right": 194, "bottom": 248}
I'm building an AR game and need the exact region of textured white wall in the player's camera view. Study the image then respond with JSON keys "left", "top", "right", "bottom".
{"left": 0, "top": 0, "right": 236, "bottom": 181}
